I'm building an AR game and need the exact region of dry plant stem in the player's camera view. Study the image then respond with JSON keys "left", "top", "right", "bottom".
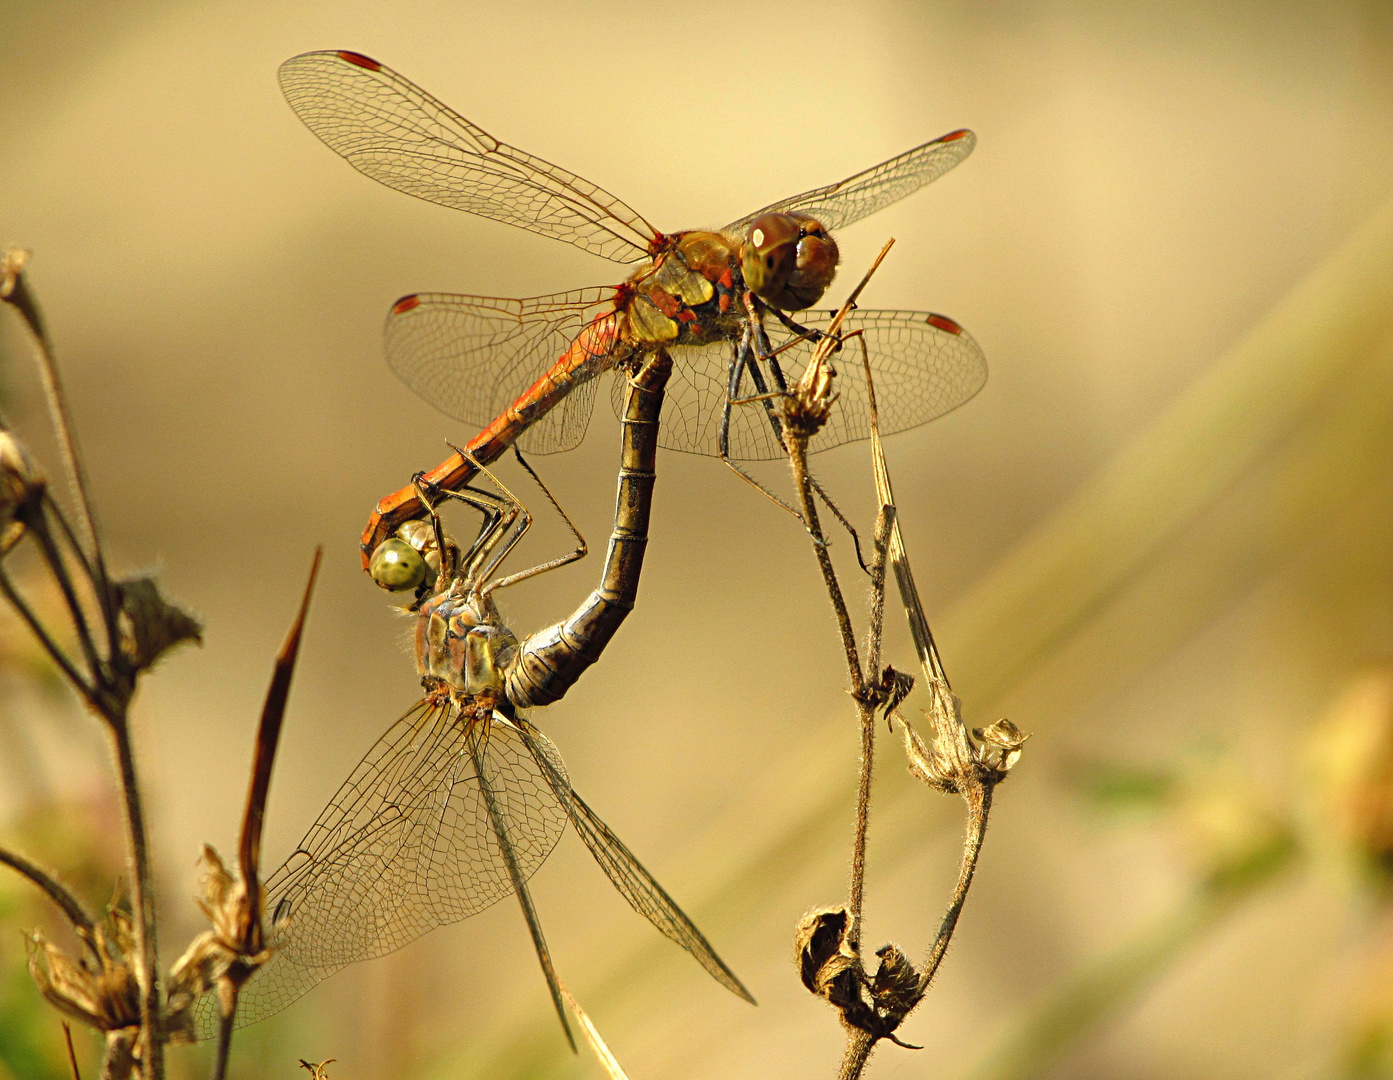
{"left": 0, "top": 844, "right": 98, "bottom": 937}
{"left": 838, "top": 1030, "right": 878, "bottom": 1080}
{"left": 788, "top": 437, "right": 866, "bottom": 698}
{"left": 109, "top": 714, "right": 164, "bottom": 1080}
{"left": 64, "top": 1022, "right": 83, "bottom": 1080}
{"left": 920, "top": 778, "right": 992, "bottom": 994}
{"left": 4, "top": 266, "right": 116, "bottom": 647}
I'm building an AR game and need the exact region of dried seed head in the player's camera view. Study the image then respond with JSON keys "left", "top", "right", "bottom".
{"left": 782, "top": 349, "right": 839, "bottom": 442}
{"left": 115, "top": 576, "right": 202, "bottom": 673}
{"left": 795, "top": 906, "right": 859, "bottom": 1001}
{"left": 168, "top": 845, "right": 273, "bottom": 1033}
{"left": 0, "top": 430, "right": 43, "bottom": 552}
{"left": 0, "top": 248, "right": 28, "bottom": 299}
{"left": 26, "top": 916, "right": 140, "bottom": 1035}
{"left": 902, "top": 683, "right": 1030, "bottom": 792}
{"left": 974, "top": 718, "right": 1030, "bottom": 777}
{"left": 870, "top": 943, "right": 922, "bottom": 1025}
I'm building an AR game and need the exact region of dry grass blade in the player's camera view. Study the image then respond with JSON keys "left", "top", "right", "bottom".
{"left": 560, "top": 985, "right": 632, "bottom": 1080}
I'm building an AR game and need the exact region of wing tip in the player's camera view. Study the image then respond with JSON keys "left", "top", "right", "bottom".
{"left": 926, "top": 312, "right": 964, "bottom": 335}
{"left": 391, "top": 294, "right": 422, "bottom": 316}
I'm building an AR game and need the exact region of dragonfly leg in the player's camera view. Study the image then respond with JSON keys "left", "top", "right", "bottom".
{"left": 750, "top": 308, "right": 869, "bottom": 571}
{"left": 468, "top": 721, "right": 577, "bottom": 1053}
{"left": 483, "top": 448, "right": 588, "bottom": 597}
{"left": 717, "top": 326, "right": 807, "bottom": 521}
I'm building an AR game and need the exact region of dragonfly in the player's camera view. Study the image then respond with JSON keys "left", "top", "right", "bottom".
{"left": 275, "top": 50, "right": 989, "bottom": 575}
{"left": 210, "top": 352, "right": 750, "bottom": 1044}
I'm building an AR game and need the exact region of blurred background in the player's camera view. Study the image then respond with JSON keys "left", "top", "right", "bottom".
{"left": 2, "top": 1, "right": 1393, "bottom": 1077}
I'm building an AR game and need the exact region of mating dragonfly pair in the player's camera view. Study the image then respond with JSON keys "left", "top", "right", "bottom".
{"left": 214, "top": 49, "right": 988, "bottom": 1042}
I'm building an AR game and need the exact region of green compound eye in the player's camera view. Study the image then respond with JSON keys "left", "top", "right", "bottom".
{"left": 369, "top": 538, "right": 427, "bottom": 592}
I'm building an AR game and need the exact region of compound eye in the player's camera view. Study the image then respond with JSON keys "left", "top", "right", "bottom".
{"left": 782, "top": 230, "right": 840, "bottom": 310}
{"left": 369, "top": 537, "right": 428, "bottom": 592}
{"left": 742, "top": 213, "right": 801, "bottom": 303}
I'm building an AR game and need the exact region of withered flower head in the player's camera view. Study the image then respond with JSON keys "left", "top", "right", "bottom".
{"left": 115, "top": 575, "right": 202, "bottom": 673}
{"left": 902, "top": 683, "right": 1030, "bottom": 792}
{"left": 782, "top": 348, "right": 840, "bottom": 442}
{"left": 0, "top": 247, "right": 28, "bottom": 299}
{"left": 26, "top": 910, "right": 140, "bottom": 1035}
{"left": 974, "top": 718, "right": 1031, "bottom": 777}
{"left": 794, "top": 907, "right": 924, "bottom": 1046}
{"left": 0, "top": 429, "right": 43, "bottom": 553}
{"left": 167, "top": 845, "right": 272, "bottom": 1036}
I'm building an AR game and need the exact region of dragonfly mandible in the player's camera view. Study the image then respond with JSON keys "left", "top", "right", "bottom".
{"left": 275, "top": 51, "right": 989, "bottom": 575}
{"left": 207, "top": 353, "right": 749, "bottom": 1043}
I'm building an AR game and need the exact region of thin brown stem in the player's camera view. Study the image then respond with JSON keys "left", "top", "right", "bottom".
{"left": 63, "top": 1022, "right": 82, "bottom": 1080}
{"left": 211, "top": 1009, "right": 235, "bottom": 1080}
{"left": 108, "top": 721, "right": 163, "bottom": 1080}
{"left": 787, "top": 433, "right": 865, "bottom": 697}
{"left": 0, "top": 844, "right": 97, "bottom": 938}
{"left": 0, "top": 563, "right": 96, "bottom": 705}
{"left": 918, "top": 779, "right": 993, "bottom": 995}
{"left": 4, "top": 264, "right": 115, "bottom": 646}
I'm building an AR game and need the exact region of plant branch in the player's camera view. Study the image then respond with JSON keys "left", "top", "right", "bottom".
{"left": 920, "top": 778, "right": 992, "bottom": 995}
{"left": 0, "top": 843, "right": 98, "bottom": 938}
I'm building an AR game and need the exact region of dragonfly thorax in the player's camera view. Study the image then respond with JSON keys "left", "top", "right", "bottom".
{"left": 416, "top": 589, "right": 520, "bottom": 702}
{"left": 623, "top": 231, "right": 743, "bottom": 347}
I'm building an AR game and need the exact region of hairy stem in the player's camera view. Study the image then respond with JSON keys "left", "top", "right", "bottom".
{"left": 108, "top": 721, "right": 163, "bottom": 1080}
{"left": 920, "top": 779, "right": 993, "bottom": 995}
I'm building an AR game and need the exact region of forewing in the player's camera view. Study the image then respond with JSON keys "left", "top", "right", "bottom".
{"left": 279, "top": 51, "right": 659, "bottom": 261}
{"left": 726, "top": 130, "right": 975, "bottom": 235}
{"left": 519, "top": 723, "right": 754, "bottom": 1003}
{"left": 206, "top": 702, "right": 568, "bottom": 1033}
{"left": 386, "top": 289, "right": 622, "bottom": 455}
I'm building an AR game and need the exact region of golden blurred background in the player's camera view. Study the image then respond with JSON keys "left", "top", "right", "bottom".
{"left": 3, "top": 1, "right": 1393, "bottom": 1077}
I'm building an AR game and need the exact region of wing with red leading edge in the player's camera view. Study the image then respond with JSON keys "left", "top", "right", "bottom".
{"left": 622, "top": 309, "right": 987, "bottom": 460}
{"left": 278, "top": 50, "right": 659, "bottom": 262}
{"left": 386, "top": 288, "right": 623, "bottom": 455}
{"left": 725, "top": 130, "right": 976, "bottom": 235}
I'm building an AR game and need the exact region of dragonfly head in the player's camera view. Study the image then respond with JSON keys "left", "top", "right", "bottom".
{"left": 370, "top": 519, "right": 460, "bottom": 605}
{"left": 740, "top": 212, "right": 839, "bottom": 311}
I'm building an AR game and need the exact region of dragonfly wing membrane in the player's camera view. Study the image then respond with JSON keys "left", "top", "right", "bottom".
{"left": 519, "top": 723, "right": 754, "bottom": 1003}
{"left": 206, "top": 702, "right": 568, "bottom": 1034}
{"left": 770, "top": 309, "right": 988, "bottom": 455}
{"left": 279, "top": 51, "right": 658, "bottom": 262}
{"left": 387, "top": 289, "right": 621, "bottom": 455}
{"left": 726, "top": 130, "right": 975, "bottom": 235}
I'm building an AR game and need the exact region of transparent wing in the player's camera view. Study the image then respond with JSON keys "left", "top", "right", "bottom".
{"left": 386, "top": 288, "right": 624, "bottom": 455}
{"left": 725, "top": 130, "right": 975, "bottom": 235}
{"left": 279, "top": 50, "right": 659, "bottom": 262}
{"left": 519, "top": 722, "right": 754, "bottom": 1003}
{"left": 616, "top": 310, "right": 987, "bottom": 460}
{"left": 201, "top": 701, "right": 569, "bottom": 1034}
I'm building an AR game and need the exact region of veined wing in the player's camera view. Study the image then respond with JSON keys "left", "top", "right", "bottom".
{"left": 204, "top": 701, "right": 568, "bottom": 1033}
{"left": 632, "top": 310, "right": 987, "bottom": 461}
{"left": 279, "top": 50, "right": 660, "bottom": 262}
{"left": 386, "top": 288, "right": 624, "bottom": 455}
{"left": 519, "top": 721, "right": 755, "bottom": 1004}
{"left": 725, "top": 130, "right": 975, "bottom": 235}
